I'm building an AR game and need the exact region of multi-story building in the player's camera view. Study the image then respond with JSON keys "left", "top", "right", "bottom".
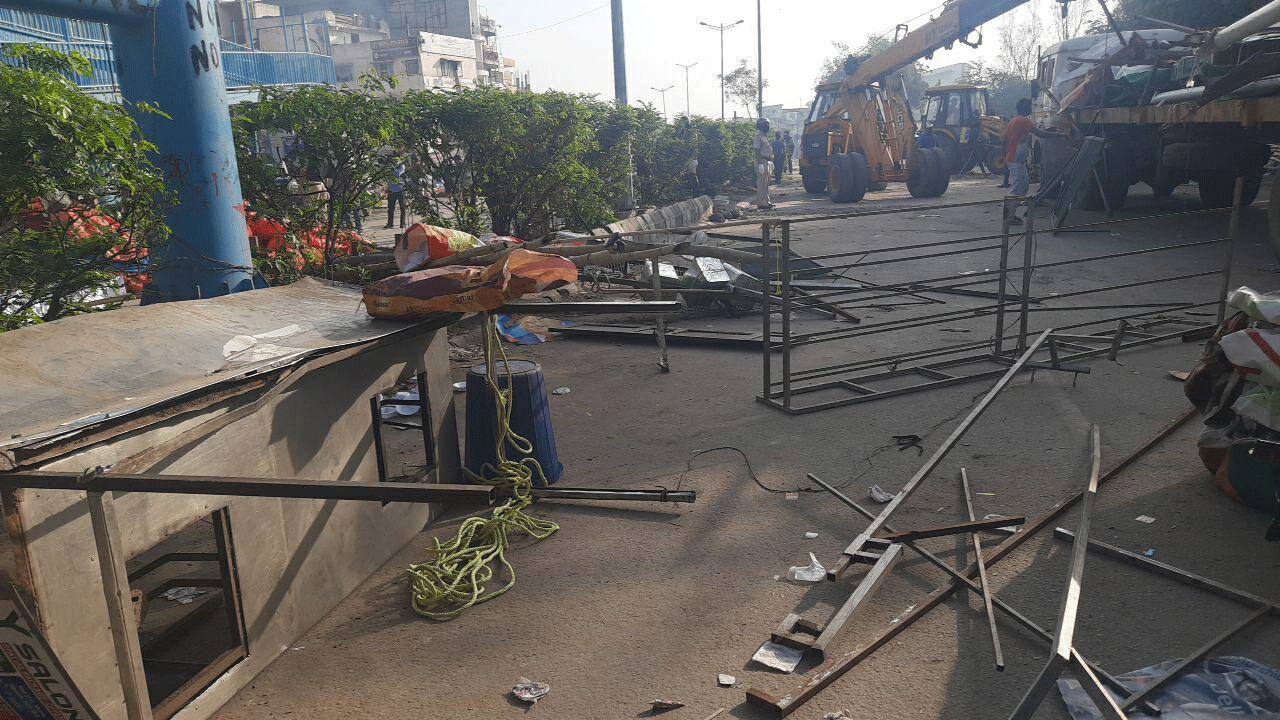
{"left": 213, "top": 0, "right": 527, "bottom": 93}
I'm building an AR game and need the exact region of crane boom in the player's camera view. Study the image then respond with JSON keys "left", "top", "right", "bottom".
{"left": 844, "top": 0, "right": 1034, "bottom": 89}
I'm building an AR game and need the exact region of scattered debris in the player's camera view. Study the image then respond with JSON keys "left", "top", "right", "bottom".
{"left": 751, "top": 641, "right": 805, "bottom": 673}
{"left": 1168, "top": 370, "right": 1190, "bottom": 381}
{"left": 784, "top": 492, "right": 799, "bottom": 500}
{"left": 1058, "top": 656, "right": 1280, "bottom": 720}
{"left": 495, "top": 314, "right": 562, "bottom": 344}
{"left": 787, "top": 553, "right": 826, "bottom": 583}
{"left": 869, "top": 484, "right": 894, "bottom": 503}
{"left": 983, "top": 514, "right": 1023, "bottom": 533}
{"left": 452, "top": 381, "right": 467, "bottom": 393}
{"left": 1135, "top": 515, "right": 1156, "bottom": 524}
{"left": 804, "top": 531, "right": 819, "bottom": 539}
{"left": 893, "top": 434, "right": 924, "bottom": 455}
{"left": 552, "top": 386, "right": 571, "bottom": 395}
{"left": 1144, "top": 548, "right": 1157, "bottom": 558}
{"left": 512, "top": 677, "right": 551, "bottom": 704}
{"left": 824, "top": 712, "right": 853, "bottom": 720}
{"left": 448, "top": 340, "right": 484, "bottom": 364}
{"left": 159, "top": 587, "right": 208, "bottom": 605}
{"left": 649, "top": 699, "right": 685, "bottom": 714}
{"left": 717, "top": 673, "right": 736, "bottom": 687}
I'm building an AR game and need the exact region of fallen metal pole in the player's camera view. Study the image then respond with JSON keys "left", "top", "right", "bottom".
{"left": 804, "top": 473, "right": 1149, "bottom": 713}
{"left": 962, "top": 468, "right": 1004, "bottom": 672}
{"left": 1007, "top": 425, "right": 1110, "bottom": 720}
{"left": 526, "top": 487, "right": 696, "bottom": 503}
{"left": 747, "top": 413, "right": 1191, "bottom": 717}
{"left": 830, "top": 330, "right": 1053, "bottom": 579}
{"left": 0, "top": 470, "right": 495, "bottom": 503}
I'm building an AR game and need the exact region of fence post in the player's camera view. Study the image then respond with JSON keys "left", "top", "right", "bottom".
{"left": 781, "top": 221, "right": 792, "bottom": 409}
{"left": 1217, "top": 176, "right": 1247, "bottom": 325}
{"left": 761, "top": 222, "right": 773, "bottom": 402}
{"left": 994, "top": 198, "right": 1013, "bottom": 356}
{"left": 1017, "top": 210, "right": 1036, "bottom": 352}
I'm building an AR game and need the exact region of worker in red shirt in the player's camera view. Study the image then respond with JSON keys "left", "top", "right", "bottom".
{"left": 1004, "top": 98, "right": 1062, "bottom": 225}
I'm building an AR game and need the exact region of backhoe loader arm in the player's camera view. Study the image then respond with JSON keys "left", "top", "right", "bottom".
{"left": 842, "top": 0, "right": 1035, "bottom": 90}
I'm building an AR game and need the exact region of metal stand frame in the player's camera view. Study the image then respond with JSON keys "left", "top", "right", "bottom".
{"left": 370, "top": 371, "right": 436, "bottom": 484}
{"left": 754, "top": 193, "right": 1246, "bottom": 415}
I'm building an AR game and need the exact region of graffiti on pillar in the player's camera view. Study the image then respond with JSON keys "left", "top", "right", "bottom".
{"left": 187, "top": 0, "right": 221, "bottom": 77}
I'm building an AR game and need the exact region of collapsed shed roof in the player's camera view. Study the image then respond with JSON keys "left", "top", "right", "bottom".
{"left": 0, "top": 278, "right": 451, "bottom": 465}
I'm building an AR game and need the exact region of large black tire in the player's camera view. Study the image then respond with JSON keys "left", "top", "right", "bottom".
{"left": 935, "top": 133, "right": 962, "bottom": 176}
{"left": 801, "top": 167, "right": 827, "bottom": 194}
{"left": 908, "top": 149, "right": 938, "bottom": 198}
{"left": 1080, "top": 155, "right": 1130, "bottom": 212}
{"left": 1200, "top": 171, "right": 1263, "bottom": 209}
{"left": 927, "top": 147, "right": 951, "bottom": 197}
{"left": 828, "top": 152, "right": 870, "bottom": 204}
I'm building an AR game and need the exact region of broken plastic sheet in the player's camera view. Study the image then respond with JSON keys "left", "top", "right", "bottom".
{"left": 1221, "top": 327, "right": 1280, "bottom": 386}
{"left": 1059, "top": 656, "right": 1280, "bottom": 719}
{"left": 1230, "top": 286, "right": 1280, "bottom": 326}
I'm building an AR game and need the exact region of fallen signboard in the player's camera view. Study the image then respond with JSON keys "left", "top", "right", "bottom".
{"left": 0, "top": 587, "right": 99, "bottom": 719}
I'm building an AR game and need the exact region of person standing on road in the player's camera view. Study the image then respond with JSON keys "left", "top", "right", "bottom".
{"left": 772, "top": 132, "right": 786, "bottom": 185}
{"left": 783, "top": 129, "right": 795, "bottom": 173}
{"left": 384, "top": 161, "right": 407, "bottom": 229}
{"left": 1004, "top": 99, "right": 1059, "bottom": 225}
{"left": 754, "top": 118, "right": 775, "bottom": 209}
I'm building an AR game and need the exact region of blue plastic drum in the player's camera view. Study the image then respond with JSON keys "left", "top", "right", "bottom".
{"left": 464, "top": 360, "right": 563, "bottom": 486}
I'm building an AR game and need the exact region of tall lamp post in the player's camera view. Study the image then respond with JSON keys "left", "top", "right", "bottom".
{"left": 651, "top": 84, "right": 675, "bottom": 121}
{"left": 755, "top": 0, "right": 763, "bottom": 118}
{"left": 676, "top": 61, "right": 697, "bottom": 118}
{"left": 699, "top": 19, "right": 742, "bottom": 121}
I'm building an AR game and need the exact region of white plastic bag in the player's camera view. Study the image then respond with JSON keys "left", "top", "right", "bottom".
{"left": 787, "top": 553, "right": 826, "bottom": 583}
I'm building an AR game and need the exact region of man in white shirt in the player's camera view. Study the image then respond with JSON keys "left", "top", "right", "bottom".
{"left": 753, "top": 118, "right": 775, "bottom": 209}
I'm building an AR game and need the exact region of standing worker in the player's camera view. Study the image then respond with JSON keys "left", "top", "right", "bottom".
{"left": 1004, "top": 98, "right": 1060, "bottom": 225}
{"left": 783, "top": 129, "right": 795, "bottom": 174}
{"left": 754, "top": 118, "right": 775, "bottom": 209}
{"left": 384, "top": 160, "right": 407, "bottom": 230}
{"left": 772, "top": 132, "right": 786, "bottom": 185}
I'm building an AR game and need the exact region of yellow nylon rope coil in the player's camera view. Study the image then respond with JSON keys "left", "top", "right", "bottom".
{"left": 407, "top": 313, "right": 559, "bottom": 619}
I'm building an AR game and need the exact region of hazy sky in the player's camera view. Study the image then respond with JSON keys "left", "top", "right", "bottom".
{"left": 483, "top": 0, "right": 1016, "bottom": 117}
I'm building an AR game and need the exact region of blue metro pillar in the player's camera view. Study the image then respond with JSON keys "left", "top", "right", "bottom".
{"left": 3, "top": 0, "right": 256, "bottom": 302}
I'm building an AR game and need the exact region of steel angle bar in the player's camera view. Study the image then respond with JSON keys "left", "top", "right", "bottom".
{"left": 1051, "top": 528, "right": 1280, "bottom": 610}
{"left": 747, "top": 415, "right": 1189, "bottom": 716}
{"left": 806, "top": 474, "right": 1155, "bottom": 712}
{"left": 1120, "top": 604, "right": 1270, "bottom": 712}
{"left": 876, "top": 516, "right": 1025, "bottom": 543}
{"left": 748, "top": 426, "right": 1172, "bottom": 719}
{"left": 1069, "top": 649, "right": 1129, "bottom": 720}
{"left": 829, "top": 330, "right": 1053, "bottom": 579}
{"left": 809, "top": 543, "right": 904, "bottom": 658}
{"left": 1007, "top": 425, "right": 1104, "bottom": 720}
{"left": 962, "top": 469, "right": 1005, "bottom": 671}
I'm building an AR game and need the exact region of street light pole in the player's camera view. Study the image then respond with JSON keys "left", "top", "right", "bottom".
{"left": 699, "top": 19, "right": 742, "bottom": 121}
{"left": 651, "top": 84, "right": 674, "bottom": 121}
{"left": 756, "top": 0, "right": 763, "bottom": 118}
{"left": 676, "top": 62, "right": 697, "bottom": 118}
{"left": 610, "top": 0, "right": 627, "bottom": 104}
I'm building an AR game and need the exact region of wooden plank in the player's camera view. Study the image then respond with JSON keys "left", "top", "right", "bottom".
{"left": 875, "top": 516, "right": 1024, "bottom": 544}
{"left": 961, "top": 469, "right": 1004, "bottom": 672}
{"left": 831, "top": 331, "right": 1053, "bottom": 578}
{"left": 88, "top": 491, "right": 155, "bottom": 720}
{"left": 1006, "top": 425, "right": 1103, "bottom": 720}
{"left": 748, "top": 412, "right": 1194, "bottom": 718}
{"left": 0, "top": 471, "right": 495, "bottom": 504}
{"left": 810, "top": 543, "right": 903, "bottom": 658}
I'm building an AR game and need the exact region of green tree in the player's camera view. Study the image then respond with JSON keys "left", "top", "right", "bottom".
{"left": 814, "top": 37, "right": 926, "bottom": 109}
{"left": 962, "top": 60, "right": 1033, "bottom": 118}
{"left": 0, "top": 44, "right": 169, "bottom": 330}
{"left": 718, "top": 59, "right": 767, "bottom": 118}
{"left": 396, "top": 88, "right": 626, "bottom": 240}
{"left": 233, "top": 72, "right": 401, "bottom": 274}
